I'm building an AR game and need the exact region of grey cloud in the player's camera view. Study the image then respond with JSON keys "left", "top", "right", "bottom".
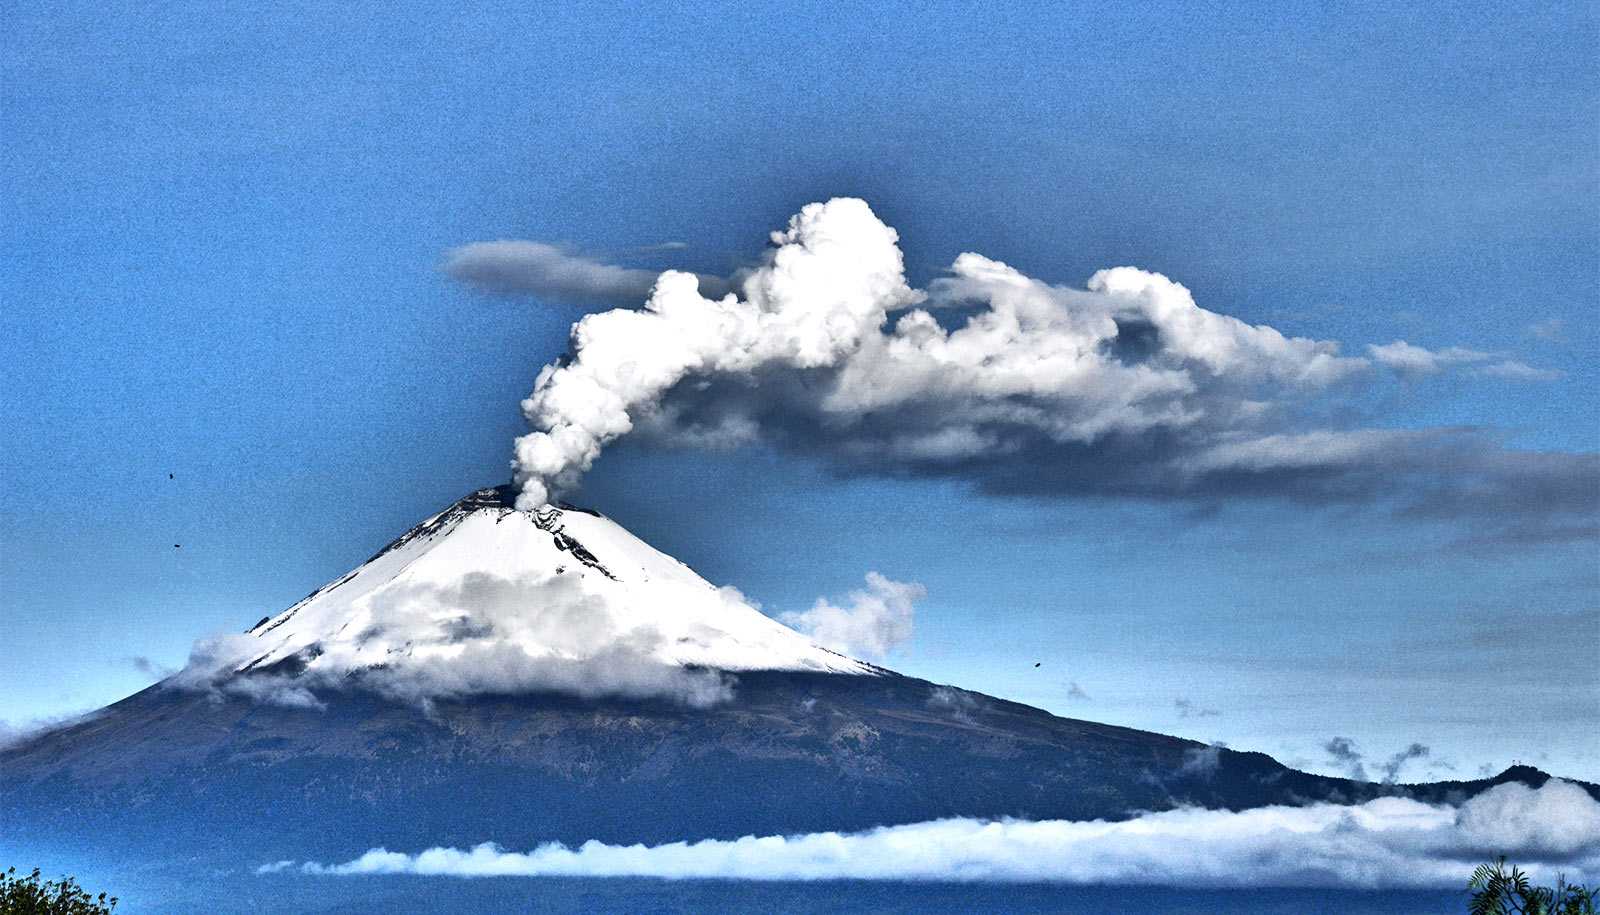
{"left": 659, "top": 388, "right": 1592, "bottom": 530}
{"left": 1175, "top": 698, "right": 1219, "bottom": 719}
{"left": 1525, "top": 318, "right": 1566, "bottom": 342}
{"left": 1321, "top": 738, "right": 1431, "bottom": 785}
{"left": 1066, "top": 681, "right": 1090, "bottom": 700}
{"left": 221, "top": 678, "right": 326, "bottom": 710}
{"left": 443, "top": 240, "right": 729, "bottom": 306}
{"left": 272, "top": 779, "right": 1600, "bottom": 888}
{"left": 1324, "top": 736, "right": 1369, "bottom": 781}
{"left": 1380, "top": 743, "right": 1431, "bottom": 784}
{"left": 169, "top": 642, "right": 327, "bottom": 710}
{"left": 1454, "top": 520, "right": 1600, "bottom": 551}
{"left": 127, "top": 655, "right": 176, "bottom": 678}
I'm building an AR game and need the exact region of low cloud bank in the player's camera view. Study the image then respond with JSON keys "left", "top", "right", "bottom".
{"left": 266, "top": 779, "right": 1600, "bottom": 888}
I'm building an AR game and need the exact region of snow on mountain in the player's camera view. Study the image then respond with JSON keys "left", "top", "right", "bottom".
{"left": 179, "top": 486, "right": 872, "bottom": 706}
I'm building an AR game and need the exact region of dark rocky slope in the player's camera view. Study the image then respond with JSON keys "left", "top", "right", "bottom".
{"left": 5, "top": 669, "right": 1587, "bottom": 872}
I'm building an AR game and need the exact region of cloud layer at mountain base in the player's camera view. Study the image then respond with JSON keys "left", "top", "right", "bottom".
{"left": 267, "top": 778, "right": 1600, "bottom": 888}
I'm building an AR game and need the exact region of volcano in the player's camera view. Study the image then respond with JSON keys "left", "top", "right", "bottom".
{"left": 232, "top": 485, "right": 873, "bottom": 683}
{"left": 2, "top": 486, "right": 1592, "bottom": 905}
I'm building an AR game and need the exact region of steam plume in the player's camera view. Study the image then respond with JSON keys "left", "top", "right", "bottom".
{"left": 512, "top": 198, "right": 917, "bottom": 508}
{"left": 505, "top": 198, "right": 1592, "bottom": 539}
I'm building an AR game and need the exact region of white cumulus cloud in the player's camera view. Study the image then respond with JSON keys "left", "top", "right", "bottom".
{"left": 780, "top": 572, "right": 924, "bottom": 659}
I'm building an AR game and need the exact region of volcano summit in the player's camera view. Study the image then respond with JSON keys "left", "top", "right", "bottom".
{"left": 175, "top": 485, "right": 872, "bottom": 712}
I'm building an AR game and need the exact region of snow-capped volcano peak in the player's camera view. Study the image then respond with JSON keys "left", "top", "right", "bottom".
{"left": 211, "top": 486, "right": 873, "bottom": 700}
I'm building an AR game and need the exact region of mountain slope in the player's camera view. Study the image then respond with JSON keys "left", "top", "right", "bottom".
{"left": 3, "top": 485, "right": 1594, "bottom": 887}
{"left": 8, "top": 666, "right": 1591, "bottom": 869}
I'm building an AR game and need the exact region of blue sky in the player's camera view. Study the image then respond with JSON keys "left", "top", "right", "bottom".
{"left": 2, "top": 1, "right": 1595, "bottom": 780}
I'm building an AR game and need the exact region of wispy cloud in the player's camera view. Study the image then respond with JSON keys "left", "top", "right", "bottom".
{"left": 127, "top": 655, "right": 176, "bottom": 678}
{"left": 1525, "top": 318, "right": 1566, "bottom": 342}
{"left": 443, "top": 240, "right": 728, "bottom": 305}
{"left": 0, "top": 709, "right": 101, "bottom": 750}
{"left": 1174, "top": 697, "right": 1219, "bottom": 719}
{"left": 1322, "top": 736, "right": 1434, "bottom": 784}
{"left": 1324, "top": 736, "right": 1369, "bottom": 781}
{"left": 1367, "top": 340, "right": 1561, "bottom": 382}
{"left": 267, "top": 779, "right": 1600, "bottom": 888}
{"left": 1476, "top": 360, "right": 1563, "bottom": 382}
